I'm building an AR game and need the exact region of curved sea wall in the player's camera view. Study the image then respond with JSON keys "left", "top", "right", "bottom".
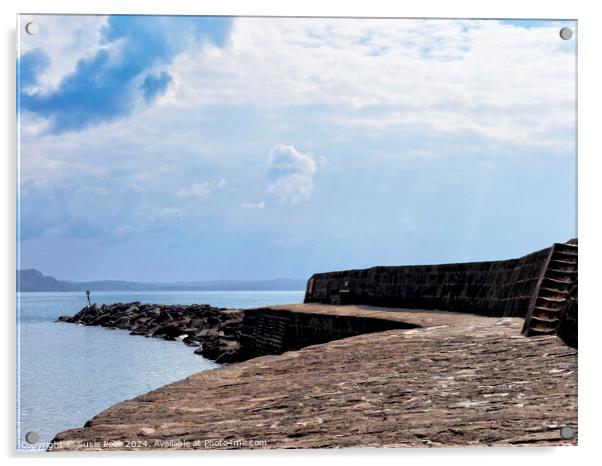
{"left": 305, "top": 247, "right": 554, "bottom": 317}
{"left": 238, "top": 306, "right": 418, "bottom": 359}
{"left": 50, "top": 312, "right": 578, "bottom": 450}
{"left": 58, "top": 302, "right": 419, "bottom": 362}
{"left": 59, "top": 240, "right": 578, "bottom": 367}
{"left": 48, "top": 240, "right": 578, "bottom": 451}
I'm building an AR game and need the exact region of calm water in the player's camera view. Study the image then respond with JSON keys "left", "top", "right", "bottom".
{"left": 16, "top": 290, "right": 304, "bottom": 451}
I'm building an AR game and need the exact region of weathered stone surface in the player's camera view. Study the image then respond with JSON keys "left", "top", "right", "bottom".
{"left": 57, "top": 302, "right": 243, "bottom": 362}
{"left": 50, "top": 309, "right": 577, "bottom": 450}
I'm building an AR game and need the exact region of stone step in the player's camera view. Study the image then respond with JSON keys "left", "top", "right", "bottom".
{"left": 533, "top": 304, "right": 561, "bottom": 313}
{"left": 535, "top": 296, "right": 566, "bottom": 309}
{"left": 551, "top": 253, "right": 578, "bottom": 262}
{"left": 529, "top": 315, "right": 559, "bottom": 324}
{"left": 547, "top": 268, "right": 577, "bottom": 275}
{"left": 550, "top": 257, "right": 577, "bottom": 265}
{"left": 526, "top": 325, "right": 558, "bottom": 336}
{"left": 545, "top": 269, "right": 577, "bottom": 282}
{"left": 532, "top": 307, "right": 560, "bottom": 319}
{"left": 541, "top": 277, "right": 573, "bottom": 289}
{"left": 538, "top": 287, "right": 569, "bottom": 298}
{"left": 548, "top": 261, "right": 578, "bottom": 272}
{"left": 553, "top": 251, "right": 578, "bottom": 262}
{"left": 536, "top": 295, "right": 566, "bottom": 303}
{"left": 523, "top": 242, "right": 577, "bottom": 339}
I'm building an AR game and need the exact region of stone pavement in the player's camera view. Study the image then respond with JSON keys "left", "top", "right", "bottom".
{"left": 51, "top": 308, "right": 577, "bottom": 450}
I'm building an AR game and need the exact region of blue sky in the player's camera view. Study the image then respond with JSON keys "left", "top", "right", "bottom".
{"left": 17, "top": 16, "right": 577, "bottom": 281}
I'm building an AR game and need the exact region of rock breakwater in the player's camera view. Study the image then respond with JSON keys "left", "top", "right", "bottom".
{"left": 58, "top": 302, "right": 243, "bottom": 363}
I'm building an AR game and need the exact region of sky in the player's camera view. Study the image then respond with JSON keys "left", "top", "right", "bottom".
{"left": 17, "top": 16, "right": 577, "bottom": 282}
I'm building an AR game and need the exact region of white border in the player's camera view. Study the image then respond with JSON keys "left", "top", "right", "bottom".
{"left": 2, "top": 1, "right": 600, "bottom": 465}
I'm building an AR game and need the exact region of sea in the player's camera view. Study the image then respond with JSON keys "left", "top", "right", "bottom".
{"left": 16, "top": 290, "right": 305, "bottom": 451}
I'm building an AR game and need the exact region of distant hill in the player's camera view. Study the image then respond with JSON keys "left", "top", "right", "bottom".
{"left": 17, "top": 269, "right": 307, "bottom": 292}
{"left": 18, "top": 269, "right": 67, "bottom": 292}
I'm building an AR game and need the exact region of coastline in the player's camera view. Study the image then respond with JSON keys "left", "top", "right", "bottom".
{"left": 50, "top": 305, "right": 578, "bottom": 450}
{"left": 46, "top": 239, "right": 578, "bottom": 450}
{"left": 17, "top": 291, "right": 305, "bottom": 451}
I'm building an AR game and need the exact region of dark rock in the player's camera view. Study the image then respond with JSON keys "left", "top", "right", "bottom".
{"left": 196, "top": 328, "right": 219, "bottom": 338}
{"left": 129, "top": 325, "right": 149, "bottom": 336}
{"left": 183, "top": 337, "right": 201, "bottom": 347}
{"left": 153, "top": 323, "right": 188, "bottom": 340}
{"left": 96, "top": 313, "right": 115, "bottom": 325}
{"left": 200, "top": 336, "right": 240, "bottom": 361}
{"left": 58, "top": 301, "right": 243, "bottom": 362}
{"left": 155, "top": 312, "right": 173, "bottom": 323}
{"left": 113, "top": 316, "right": 131, "bottom": 329}
{"left": 214, "top": 349, "right": 240, "bottom": 364}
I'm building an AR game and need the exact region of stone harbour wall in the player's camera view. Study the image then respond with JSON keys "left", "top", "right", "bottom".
{"left": 51, "top": 313, "right": 578, "bottom": 450}
{"left": 238, "top": 307, "right": 419, "bottom": 360}
{"left": 305, "top": 246, "right": 553, "bottom": 318}
{"left": 59, "top": 302, "right": 419, "bottom": 363}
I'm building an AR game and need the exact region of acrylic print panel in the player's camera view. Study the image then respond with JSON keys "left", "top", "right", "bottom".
{"left": 16, "top": 15, "right": 577, "bottom": 451}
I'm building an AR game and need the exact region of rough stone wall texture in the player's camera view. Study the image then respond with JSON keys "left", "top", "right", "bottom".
{"left": 239, "top": 307, "right": 419, "bottom": 360}
{"left": 557, "top": 284, "right": 578, "bottom": 348}
{"left": 305, "top": 247, "right": 553, "bottom": 318}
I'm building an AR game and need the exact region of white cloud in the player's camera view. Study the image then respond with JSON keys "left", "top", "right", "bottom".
{"left": 19, "top": 15, "right": 108, "bottom": 94}
{"left": 19, "top": 18, "right": 576, "bottom": 197}
{"left": 171, "top": 18, "right": 575, "bottom": 150}
{"left": 17, "top": 17, "right": 576, "bottom": 243}
{"left": 177, "top": 179, "right": 227, "bottom": 199}
{"left": 266, "top": 144, "right": 325, "bottom": 205}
